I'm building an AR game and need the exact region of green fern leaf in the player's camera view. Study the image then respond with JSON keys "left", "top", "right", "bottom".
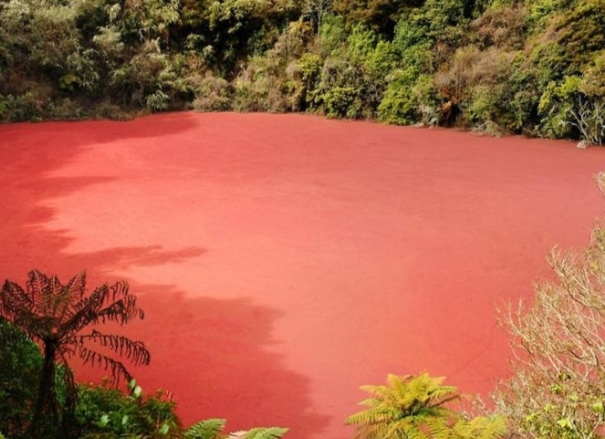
{"left": 247, "top": 427, "right": 289, "bottom": 439}
{"left": 185, "top": 418, "right": 227, "bottom": 439}
{"left": 228, "top": 427, "right": 288, "bottom": 439}
{"left": 455, "top": 416, "right": 507, "bottom": 439}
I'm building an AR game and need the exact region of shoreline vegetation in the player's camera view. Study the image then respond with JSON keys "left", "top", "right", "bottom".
{"left": 0, "top": 0, "right": 604, "bottom": 145}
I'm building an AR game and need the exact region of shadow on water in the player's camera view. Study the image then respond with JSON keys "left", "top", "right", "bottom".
{"left": 0, "top": 115, "right": 330, "bottom": 439}
{"left": 0, "top": 112, "right": 201, "bottom": 279}
{"left": 72, "top": 272, "right": 329, "bottom": 439}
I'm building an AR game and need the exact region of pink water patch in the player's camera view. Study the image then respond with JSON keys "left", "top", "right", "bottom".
{"left": 1, "top": 112, "right": 604, "bottom": 439}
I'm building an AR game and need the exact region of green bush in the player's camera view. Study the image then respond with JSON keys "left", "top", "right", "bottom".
{"left": 294, "top": 53, "right": 323, "bottom": 111}
{"left": 0, "top": 319, "right": 42, "bottom": 439}
{"left": 379, "top": 71, "right": 439, "bottom": 126}
{"left": 192, "top": 75, "right": 233, "bottom": 112}
{"left": 0, "top": 92, "right": 48, "bottom": 122}
{"left": 76, "top": 380, "right": 182, "bottom": 439}
{"left": 323, "top": 86, "right": 363, "bottom": 118}
{"left": 233, "top": 56, "right": 283, "bottom": 113}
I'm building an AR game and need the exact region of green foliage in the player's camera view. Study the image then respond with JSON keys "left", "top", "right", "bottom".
{"left": 526, "top": 0, "right": 605, "bottom": 93}
{"left": 362, "top": 41, "right": 400, "bottom": 117}
{"left": 518, "top": 390, "right": 605, "bottom": 439}
{"left": 417, "top": 0, "right": 469, "bottom": 46}
{"left": 317, "top": 14, "right": 347, "bottom": 55}
{"left": 379, "top": 71, "right": 439, "bottom": 126}
{"left": 233, "top": 55, "right": 289, "bottom": 113}
{"left": 229, "top": 21, "right": 314, "bottom": 113}
{"left": 332, "top": 0, "right": 423, "bottom": 36}
{"left": 445, "top": 416, "right": 508, "bottom": 439}
{"left": 185, "top": 419, "right": 227, "bottom": 439}
{"left": 180, "top": 0, "right": 297, "bottom": 75}
{"left": 192, "top": 75, "right": 233, "bottom": 112}
{"left": 470, "top": 4, "right": 526, "bottom": 50}
{"left": 0, "top": 319, "right": 42, "bottom": 439}
{"left": 228, "top": 428, "right": 289, "bottom": 439}
{"left": 0, "top": 92, "right": 47, "bottom": 122}
{"left": 581, "top": 51, "right": 605, "bottom": 99}
{"left": 537, "top": 74, "right": 605, "bottom": 144}
{"left": 322, "top": 86, "right": 363, "bottom": 119}
{"left": 293, "top": 52, "right": 322, "bottom": 109}
{"left": 183, "top": 419, "right": 288, "bottom": 439}
{"left": 146, "top": 90, "right": 170, "bottom": 112}
{"left": 435, "top": 47, "right": 533, "bottom": 134}
{"left": 376, "top": 6, "right": 444, "bottom": 126}
{"left": 0, "top": 0, "right": 602, "bottom": 141}
{"left": 77, "top": 380, "right": 181, "bottom": 439}
{"left": 313, "top": 24, "right": 401, "bottom": 119}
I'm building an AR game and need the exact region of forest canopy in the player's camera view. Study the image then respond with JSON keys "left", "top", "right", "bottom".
{"left": 1, "top": 0, "right": 604, "bottom": 143}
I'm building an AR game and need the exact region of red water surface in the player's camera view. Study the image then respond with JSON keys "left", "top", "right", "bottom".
{"left": 1, "top": 112, "right": 605, "bottom": 439}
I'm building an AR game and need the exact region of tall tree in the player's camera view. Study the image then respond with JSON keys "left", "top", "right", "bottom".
{"left": 0, "top": 270, "right": 150, "bottom": 439}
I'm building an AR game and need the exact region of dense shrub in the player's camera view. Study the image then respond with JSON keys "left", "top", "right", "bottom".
{"left": 76, "top": 380, "right": 182, "bottom": 439}
{"left": 192, "top": 74, "right": 233, "bottom": 112}
{"left": 0, "top": 319, "right": 41, "bottom": 439}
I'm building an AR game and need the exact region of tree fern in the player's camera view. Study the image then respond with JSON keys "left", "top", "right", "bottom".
{"left": 347, "top": 373, "right": 460, "bottom": 439}
{"left": 0, "top": 270, "right": 149, "bottom": 438}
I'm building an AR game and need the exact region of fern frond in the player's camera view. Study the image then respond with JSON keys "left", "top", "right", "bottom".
{"left": 358, "top": 397, "right": 385, "bottom": 408}
{"left": 63, "top": 280, "right": 143, "bottom": 335}
{"left": 452, "top": 416, "right": 508, "bottom": 439}
{"left": 357, "top": 422, "right": 408, "bottom": 439}
{"left": 228, "top": 427, "right": 289, "bottom": 439}
{"left": 185, "top": 418, "right": 226, "bottom": 439}
{"left": 1, "top": 280, "right": 38, "bottom": 320}
{"left": 383, "top": 419, "right": 414, "bottom": 439}
{"left": 404, "top": 424, "right": 430, "bottom": 439}
{"left": 77, "top": 345, "right": 135, "bottom": 384}
{"left": 27, "top": 269, "right": 51, "bottom": 310}
{"left": 92, "top": 281, "right": 144, "bottom": 323}
{"left": 360, "top": 383, "right": 393, "bottom": 401}
{"left": 426, "top": 417, "right": 455, "bottom": 439}
{"left": 62, "top": 282, "right": 111, "bottom": 333}
{"left": 347, "top": 406, "right": 402, "bottom": 425}
{"left": 55, "top": 271, "right": 86, "bottom": 322}
{"left": 75, "top": 329, "right": 150, "bottom": 366}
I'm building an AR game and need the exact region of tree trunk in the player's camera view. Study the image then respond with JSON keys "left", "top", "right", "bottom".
{"left": 28, "top": 340, "right": 58, "bottom": 439}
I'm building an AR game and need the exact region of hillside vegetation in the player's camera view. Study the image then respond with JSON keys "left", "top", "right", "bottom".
{"left": 1, "top": 0, "right": 604, "bottom": 142}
